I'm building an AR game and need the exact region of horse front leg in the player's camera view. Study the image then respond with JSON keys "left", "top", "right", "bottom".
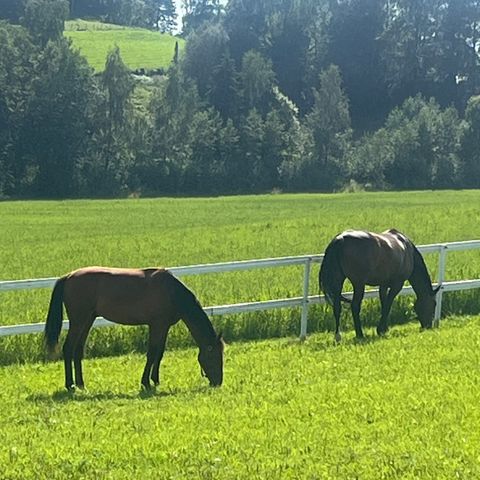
{"left": 377, "top": 285, "right": 388, "bottom": 335}
{"left": 141, "top": 323, "right": 170, "bottom": 390}
{"left": 351, "top": 283, "right": 365, "bottom": 339}
{"left": 377, "top": 282, "right": 403, "bottom": 336}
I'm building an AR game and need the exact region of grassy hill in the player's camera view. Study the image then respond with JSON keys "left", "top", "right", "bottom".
{"left": 64, "top": 19, "right": 184, "bottom": 72}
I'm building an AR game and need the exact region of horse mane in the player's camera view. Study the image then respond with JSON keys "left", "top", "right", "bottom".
{"left": 410, "top": 244, "right": 434, "bottom": 294}
{"left": 169, "top": 273, "right": 217, "bottom": 341}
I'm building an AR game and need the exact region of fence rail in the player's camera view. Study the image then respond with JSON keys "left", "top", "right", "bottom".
{"left": 1, "top": 240, "right": 480, "bottom": 339}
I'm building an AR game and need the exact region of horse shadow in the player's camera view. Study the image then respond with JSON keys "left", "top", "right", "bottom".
{"left": 302, "top": 327, "right": 413, "bottom": 352}
{"left": 26, "top": 384, "right": 210, "bottom": 404}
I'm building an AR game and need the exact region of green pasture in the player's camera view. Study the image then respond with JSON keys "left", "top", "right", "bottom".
{"left": 1, "top": 318, "right": 480, "bottom": 479}
{"left": 64, "top": 20, "right": 183, "bottom": 72}
{"left": 1, "top": 191, "right": 480, "bottom": 363}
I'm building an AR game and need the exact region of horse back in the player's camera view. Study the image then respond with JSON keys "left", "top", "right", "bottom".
{"left": 63, "top": 267, "right": 179, "bottom": 325}
{"left": 336, "top": 230, "right": 414, "bottom": 286}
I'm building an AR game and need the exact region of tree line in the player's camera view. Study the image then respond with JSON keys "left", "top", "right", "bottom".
{"left": 0, "top": 0, "right": 479, "bottom": 199}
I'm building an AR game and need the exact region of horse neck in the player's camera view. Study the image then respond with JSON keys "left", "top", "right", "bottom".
{"left": 179, "top": 288, "right": 216, "bottom": 348}
{"left": 409, "top": 248, "right": 433, "bottom": 299}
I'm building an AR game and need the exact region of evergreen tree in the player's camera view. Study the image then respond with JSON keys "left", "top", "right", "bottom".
{"left": 305, "top": 65, "right": 351, "bottom": 190}
{"left": 22, "top": 38, "right": 96, "bottom": 197}
{"left": 0, "top": 22, "right": 37, "bottom": 196}
{"left": 327, "top": 0, "right": 388, "bottom": 130}
{"left": 0, "top": 0, "right": 25, "bottom": 22}
{"left": 87, "top": 46, "right": 136, "bottom": 194}
{"left": 22, "top": 0, "right": 68, "bottom": 48}
{"left": 182, "top": 23, "right": 229, "bottom": 98}
{"left": 182, "top": 0, "right": 222, "bottom": 36}
{"left": 240, "top": 50, "right": 276, "bottom": 115}
{"left": 459, "top": 96, "right": 480, "bottom": 187}
{"left": 147, "top": 0, "right": 177, "bottom": 32}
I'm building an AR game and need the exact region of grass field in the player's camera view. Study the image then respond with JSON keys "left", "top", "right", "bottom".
{"left": 64, "top": 20, "right": 184, "bottom": 72}
{"left": 1, "top": 317, "right": 480, "bottom": 479}
{"left": 1, "top": 191, "right": 480, "bottom": 364}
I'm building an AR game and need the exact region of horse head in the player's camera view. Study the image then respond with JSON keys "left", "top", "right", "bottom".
{"left": 198, "top": 333, "right": 224, "bottom": 386}
{"left": 414, "top": 284, "right": 441, "bottom": 329}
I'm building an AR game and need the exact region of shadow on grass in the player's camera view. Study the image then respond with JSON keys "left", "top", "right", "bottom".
{"left": 302, "top": 326, "right": 418, "bottom": 352}
{"left": 26, "top": 384, "right": 211, "bottom": 404}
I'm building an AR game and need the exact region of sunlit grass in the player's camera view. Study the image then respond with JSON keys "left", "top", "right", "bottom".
{"left": 1, "top": 318, "right": 480, "bottom": 479}
{"left": 64, "top": 19, "right": 184, "bottom": 71}
{"left": 0, "top": 191, "right": 480, "bottom": 363}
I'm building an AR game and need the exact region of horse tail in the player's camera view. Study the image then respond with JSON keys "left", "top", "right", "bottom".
{"left": 319, "top": 237, "right": 350, "bottom": 305}
{"left": 45, "top": 276, "right": 67, "bottom": 354}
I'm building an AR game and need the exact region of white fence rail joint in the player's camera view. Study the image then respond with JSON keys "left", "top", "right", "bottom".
{"left": 1, "top": 240, "right": 480, "bottom": 338}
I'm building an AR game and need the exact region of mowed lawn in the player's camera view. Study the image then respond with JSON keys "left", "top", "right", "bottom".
{"left": 64, "top": 20, "right": 183, "bottom": 72}
{"left": 1, "top": 318, "right": 480, "bottom": 479}
{"left": 1, "top": 191, "right": 480, "bottom": 362}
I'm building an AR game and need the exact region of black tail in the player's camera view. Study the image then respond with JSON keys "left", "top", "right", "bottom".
{"left": 319, "top": 238, "right": 350, "bottom": 305}
{"left": 45, "top": 276, "right": 66, "bottom": 354}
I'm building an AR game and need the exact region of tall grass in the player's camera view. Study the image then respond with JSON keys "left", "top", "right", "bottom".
{"left": 1, "top": 191, "right": 480, "bottom": 364}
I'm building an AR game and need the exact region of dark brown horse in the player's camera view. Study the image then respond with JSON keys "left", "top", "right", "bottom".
{"left": 319, "top": 229, "right": 440, "bottom": 341}
{"left": 45, "top": 267, "right": 224, "bottom": 391}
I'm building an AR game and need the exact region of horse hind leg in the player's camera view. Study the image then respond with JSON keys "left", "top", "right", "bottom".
{"left": 351, "top": 283, "right": 365, "bottom": 339}
{"left": 141, "top": 323, "right": 163, "bottom": 390}
{"left": 329, "top": 276, "right": 345, "bottom": 343}
{"left": 63, "top": 319, "right": 85, "bottom": 391}
{"left": 73, "top": 314, "right": 96, "bottom": 389}
{"left": 333, "top": 296, "right": 342, "bottom": 343}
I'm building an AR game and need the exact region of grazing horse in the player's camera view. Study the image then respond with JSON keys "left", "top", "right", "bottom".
{"left": 45, "top": 267, "right": 224, "bottom": 391}
{"left": 319, "top": 229, "right": 440, "bottom": 341}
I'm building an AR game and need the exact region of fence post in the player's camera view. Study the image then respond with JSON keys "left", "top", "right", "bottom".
{"left": 434, "top": 244, "right": 448, "bottom": 327}
{"left": 300, "top": 258, "right": 311, "bottom": 340}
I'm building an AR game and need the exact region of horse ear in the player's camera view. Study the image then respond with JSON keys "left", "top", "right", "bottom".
{"left": 433, "top": 284, "right": 441, "bottom": 295}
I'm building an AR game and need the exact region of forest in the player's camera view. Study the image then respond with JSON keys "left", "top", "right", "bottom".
{"left": 0, "top": 0, "right": 479, "bottom": 198}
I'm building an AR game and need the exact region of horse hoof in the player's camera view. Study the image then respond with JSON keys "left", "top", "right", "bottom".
{"left": 66, "top": 384, "right": 76, "bottom": 393}
{"left": 335, "top": 333, "right": 342, "bottom": 343}
{"left": 377, "top": 326, "right": 388, "bottom": 336}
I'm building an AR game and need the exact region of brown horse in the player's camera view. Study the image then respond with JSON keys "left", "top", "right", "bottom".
{"left": 45, "top": 267, "right": 224, "bottom": 391}
{"left": 319, "top": 229, "right": 440, "bottom": 341}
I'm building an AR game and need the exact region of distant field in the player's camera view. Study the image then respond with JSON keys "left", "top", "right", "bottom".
{"left": 1, "top": 191, "right": 480, "bottom": 363}
{"left": 64, "top": 19, "right": 184, "bottom": 71}
{"left": 1, "top": 318, "right": 480, "bottom": 479}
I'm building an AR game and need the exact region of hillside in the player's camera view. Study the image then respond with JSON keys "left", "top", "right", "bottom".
{"left": 64, "top": 19, "right": 184, "bottom": 72}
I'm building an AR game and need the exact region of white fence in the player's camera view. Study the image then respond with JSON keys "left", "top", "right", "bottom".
{"left": 1, "top": 240, "right": 480, "bottom": 339}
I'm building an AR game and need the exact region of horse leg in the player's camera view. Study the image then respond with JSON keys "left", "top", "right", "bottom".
{"left": 150, "top": 326, "right": 170, "bottom": 386}
{"left": 62, "top": 320, "right": 84, "bottom": 391}
{"left": 377, "top": 285, "right": 388, "bottom": 335}
{"left": 377, "top": 283, "right": 403, "bottom": 336}
{"left": 351, "top": 283, "right": 365, "bottom": 339}
{"left": 73, "top": 314, "right": 95, "bottom": 389}
{"left": 333, "top": 295, "right": 342, "bottom": 342}
{"left": 141, "top": 324, "right": 161, "bottom": 390}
